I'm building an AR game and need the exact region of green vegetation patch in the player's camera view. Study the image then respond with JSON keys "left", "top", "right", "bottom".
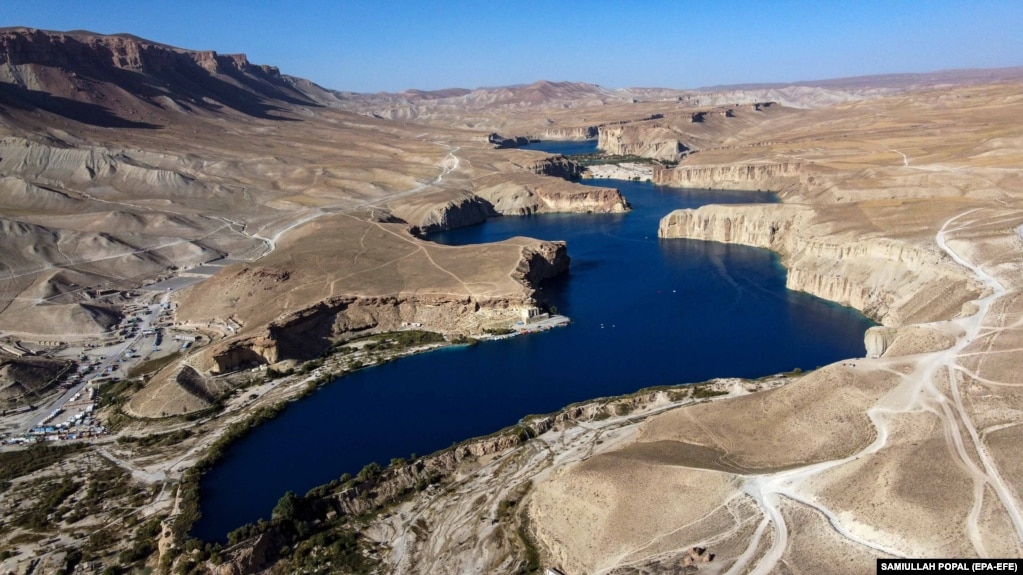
{"left": 450, "top": 334, "right": 478, "bottom": 346}
{"left": 691, "top": 384, "right": 729, "bottom": 399}
{"left": 127, "top": 351, "right": 182, "bottom": 378}
{"left": 117, "top": 428, "right": 193, "bottom": 449}
{"left": 64, "top": 462, "right": 139, "bottom": 524}
{"left": 98, "top": 378, "right": 145, "bottom": 408}
{"left": 570, "top": 152, "right": 678, "bottom": 168}
{"left": 288, "top": 526, "right": 378, "bottom": 575}
{"left": 352, "top": 330, "right": 446, "bottom": 352}
{"left": 119, "top": 516, "right": 164, "bottom": 567}
{"left": 13, "top": 475, "right": 78, "bottom": 531}
{"left": 0, "top": 443, "right": 87, "bottom": 481}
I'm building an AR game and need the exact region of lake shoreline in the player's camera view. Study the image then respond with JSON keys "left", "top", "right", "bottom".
{"left": 191, "top": 175, "right": 874, "bottom": 542}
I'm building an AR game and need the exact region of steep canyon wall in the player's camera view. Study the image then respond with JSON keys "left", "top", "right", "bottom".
{"left": 597, "top": 124, "right": 689, "bottom": 161}
{"left": 205, "top": 241, "right": 570, "bottom": 373}
{"left": 652, "top": 162, "right": 804, "bottom": 189}
{"left": 659, "top": 204, "right": 982, "bottom": 327}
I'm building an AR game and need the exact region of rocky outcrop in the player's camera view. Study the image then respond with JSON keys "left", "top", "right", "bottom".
{"left": 659, "top": 204, "right": 983, "bottom": 326}
{"left": 0, "top": 28, "right": 278, "bottom": 77}
{"left": 210, "top": 344, "right": 272, "bottom": 374}
{"left": 515, "top": 242, "right": 570, "bottom": 287}
{"left": 486, "top": 133, "right": 531, "bottom": 149}
{"left": 528, "top": 155, "right": 585, "bottom": 180}
{"left": 532, "top": 185, "right": 630, "bottom": 213}
{"left": 208, "top": 294, "right": 491, "bottom": 373}
{"left": 598, "top": 124, "right": 689, "bottom": 161}
{"left": 404, "top": 193, "right": 498, "bottom": 234}
{"left": 207, "top": 241, "right": 569, "bottom": 373}
{"left": 216, "top": 530, "right": 282, "bottom": 575}
{"left": 333, "top": 431, "right": 529, "bottom": 517}
{"left": 175, "top": 365, "right": 216, "bottom": 403}
{"left": 402, "top": 182, "right": 628, "bottom": 234}
{"left": 652, "top": 162, "right": 804, "bottom": 188}
{"left": 475, "top": 178, "right": 630, "bottom": 217}
{"left": 661, "top": 109, "right": 736, "bottom": 122}
{"left": 0, "top": 27, "right": 313, "bottom": 121}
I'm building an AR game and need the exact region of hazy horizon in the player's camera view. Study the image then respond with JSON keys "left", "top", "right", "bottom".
{"left": 2, "top": 0, "right": 1021, "bottom": 94}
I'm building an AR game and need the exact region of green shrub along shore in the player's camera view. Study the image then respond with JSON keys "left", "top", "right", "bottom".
{"left": 160, "top": 326, "right": 794, "bottom": 572}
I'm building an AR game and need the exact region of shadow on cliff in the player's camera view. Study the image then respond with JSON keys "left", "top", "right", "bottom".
{"left": 0, "top": 33, "right": 322, "bottom": 123}
{"left": 0, "top": 81, "right": 162, "bottom": 129}
{"left": 75, "top": 39, "right": 318, "bottom": 121}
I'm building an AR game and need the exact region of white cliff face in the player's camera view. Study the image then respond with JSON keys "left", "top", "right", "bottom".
{"left": 658, "top": 204, "right": 983, "bottom": 327}
{"left": 864, "top": 324, "right": 960, "bottom": 357}
{"left": 476, "top": 181, "right": 629, "bottom": 217}
{"left": 536, "top": 126, "right": 598, "bottom": 140}
{"left": 652, "top": 162, "right": 804, "bottom": 188}
{"left": 597, "top": 125, "right": 688, "bottom": 161}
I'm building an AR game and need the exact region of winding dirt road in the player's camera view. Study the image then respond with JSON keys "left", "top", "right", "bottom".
{"left": 725, "top": 209, "right": 1023, "bottom": 573}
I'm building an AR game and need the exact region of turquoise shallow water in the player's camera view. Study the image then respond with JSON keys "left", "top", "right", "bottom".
{"left": 192, "top": 171, "right": 875, "bottom": 542}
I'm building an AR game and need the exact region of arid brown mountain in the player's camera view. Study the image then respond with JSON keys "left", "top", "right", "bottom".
{"left": 329, "top": 66, "right": 1023, "bottom": 133}
{"left": 0, "top": 27, "right": 620, "bottom": 364}
{"left": 0, "top": 26, "right": 319, "bottom": 127}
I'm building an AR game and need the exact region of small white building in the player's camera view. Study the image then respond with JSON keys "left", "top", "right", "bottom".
{"left": 521, "top": 307, "right": 549, "bottom": 324}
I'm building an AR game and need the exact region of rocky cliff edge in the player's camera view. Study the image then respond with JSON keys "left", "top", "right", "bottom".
{"left": 659, "top": 203, "right": 983, "bottom": 327}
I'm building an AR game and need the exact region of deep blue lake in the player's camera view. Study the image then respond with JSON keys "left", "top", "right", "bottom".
{"left": 192, "top": 166, "right": 875, "bottom": 542}
{"left": 521, "top": 139, "right": 598, "bottom": 155}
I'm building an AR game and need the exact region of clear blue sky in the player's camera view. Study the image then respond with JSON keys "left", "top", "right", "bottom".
{"left": 2, "top": 0, "right": 1021, "bottom": 93}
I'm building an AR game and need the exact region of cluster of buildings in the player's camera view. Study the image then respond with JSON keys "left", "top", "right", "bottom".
{"left": 5, "top": 386, "right": 108, "bottom": 445}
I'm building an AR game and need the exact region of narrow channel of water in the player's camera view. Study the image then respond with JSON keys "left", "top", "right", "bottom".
{"left": 192, "top": 161, "right": 875, "bottom": 542}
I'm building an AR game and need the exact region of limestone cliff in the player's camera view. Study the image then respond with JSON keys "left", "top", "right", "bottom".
{"left": 398, "top": 181, "right": 628, "bottom": 234}
{"left": 652, "top": 161, "right": 804, "bottom": 189}
{"left": 397, "top": 192, "right": 497, "bottom": 234}
{"left": 597, "top": 124, "right": 689, "bottom": 161}
{"left": 864, "top": 324, "right": 959, "bottom": 358}
{"left": 515, "top": 241, "right": 570, "bottom": 287}
{"left": 207, "top": 294, "right": 504, "bottom": 373}
{"left": 659, "top": 204, "right": 982, "bottom": 326}
{"left": 531, "top": 185, "right": 629, "bottom": 213}
{"left": 475, "top": 177, "right": 629, "bottom": 217}
{"left": 204, "top": 241, "right": 569, "bottom": 373}
{"left": 535, "top": 126, "right": 598, "bottom": 140}
{"left": 527, "top": 155, "right": 585, "bottom": 180}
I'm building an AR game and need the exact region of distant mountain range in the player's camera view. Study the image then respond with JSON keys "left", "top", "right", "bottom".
{"left": 3, "top": 27, "right": 1022, "bottom": 130}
